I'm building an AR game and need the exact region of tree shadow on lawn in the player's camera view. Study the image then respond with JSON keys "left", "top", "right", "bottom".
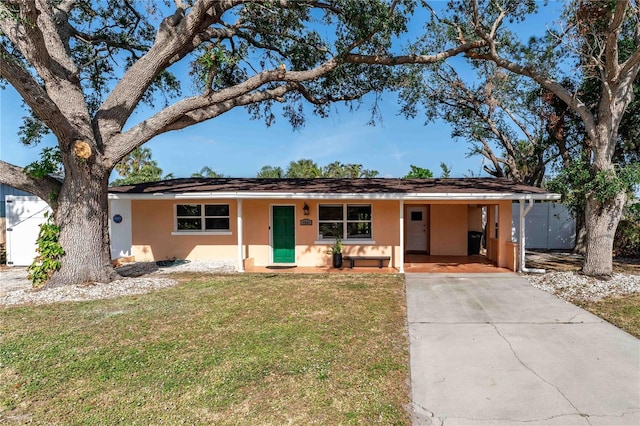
{"left": 526, "top": 250, "right": 640, "bottom": 274}
{"left": 116, "top": 259, "right": 191, "bottom": 277}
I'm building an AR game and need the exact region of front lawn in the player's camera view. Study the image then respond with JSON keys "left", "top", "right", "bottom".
{"left": 578, "top": 294, "right": 640, "bottom": 339}
{"left": 0, "top": 273, "right": 409, "bottom": 424}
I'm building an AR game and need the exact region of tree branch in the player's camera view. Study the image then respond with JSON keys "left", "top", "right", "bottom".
{"left": 475, "top": 136, "right": 505, "bottom": 178}
{"left": 0, "top": 160, "right": 62, "bottom": 206}
{"left": 481, "top": 111, "right": 521, "bottom": 180}
{"left": 1, "top": 0, "right": 92, "bottom": 143}
{"left": 106, "top": 82, "right": 298, "bottom": 166}
{"left": 465, "top": 48, "right": 598, "bottom": 145}
{"left": 619, "top": 46, "right": 640, "bottom": 77}
{"left": 56, "top": 0, "right": 76, "bottom": 14}
{"left": 95, "top": 0, "right": 244, "bottom": 144}
{"left": 0, "top": 45, "right": 75, "bottom": 142}
{"left": 106, "top": 29, "right": 485, "bottom": 164}
{"left": 500, "top": 104, "right": 536, "bottom": 144}
{"left": 343, "top": 40, "right": 486, "bottom": 65}
{"left": 167, "top": 26, "right": 239, "bottom": 65}
{"left": 103, "top": 53, "right": 343, "bottom": 160}
{"left": 465, "top": 1, "right": 601, "bottom": 142}
{"left": 294, "top": 82, "right": 366, "bottom": 105}
{"left": 604, "top": 0, "right": 629, "bottom": 82}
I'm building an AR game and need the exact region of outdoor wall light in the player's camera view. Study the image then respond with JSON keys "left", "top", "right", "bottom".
{"left": 303, "top": 202, "right": 310, "bottom": 216}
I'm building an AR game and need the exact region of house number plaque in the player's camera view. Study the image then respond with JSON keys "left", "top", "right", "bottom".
{"left": 300, "top": 219, "right": 312, "bottom": 226}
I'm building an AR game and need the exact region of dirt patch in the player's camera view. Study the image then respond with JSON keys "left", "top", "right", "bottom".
{"left": 526, "top": 250, "right": 640, "bottom": 275}
{"left": 0, "top": 267, "right": 31, "bottom": 294}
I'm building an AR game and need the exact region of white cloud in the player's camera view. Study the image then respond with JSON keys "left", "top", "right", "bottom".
{"left": 390, "top": 146, "right": 406, "bottom": 162}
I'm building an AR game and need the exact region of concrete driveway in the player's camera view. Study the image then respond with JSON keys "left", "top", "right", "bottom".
{"left": 406, "top": 273, "right": 640, "bottom": 426}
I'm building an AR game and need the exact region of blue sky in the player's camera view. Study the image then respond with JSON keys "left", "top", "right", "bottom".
{"left": 0, "top": 2, "right": 563, "bottom": 180}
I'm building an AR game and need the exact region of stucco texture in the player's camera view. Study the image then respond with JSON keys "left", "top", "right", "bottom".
{"left": 128, "top": 198, "right": 516, "bottom": 270}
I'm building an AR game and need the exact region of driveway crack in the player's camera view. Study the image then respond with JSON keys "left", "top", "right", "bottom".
{"left": 445, "top": 413, "right": 591, "bottom": 424}
{"left": 410, "top": 401, "right": 444, "bottom": 425}
{"left": 490, "top": 323, "right": 592, "bottom": 425}
{"left": 586, "top": 409, "right": 640, "bottom": 419}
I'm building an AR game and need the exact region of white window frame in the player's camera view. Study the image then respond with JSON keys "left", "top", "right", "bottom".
{"left": 316, "top": 203, "right": 374, "bottom": 244}
{"left": 172, "top": 203, "right": 232, "bottom": 235}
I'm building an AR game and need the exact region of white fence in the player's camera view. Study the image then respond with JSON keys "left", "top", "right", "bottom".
{"left": 512, "top": 202, "right": 576, "bottom": 250}
{"left": 5, "top": 195, "right": 51, "bottom": 266}
{"left": 4, "top": 196, "right": 134, "bottom": 266}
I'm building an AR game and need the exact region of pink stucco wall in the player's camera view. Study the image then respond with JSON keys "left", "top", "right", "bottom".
{"left": 130, "top": 199, "right": 401, "bottom": 268}
{"left": 429, "top": 204, "right": 469, "bottom": 256}
{"left": 131, "top": 199, "right": 238, "bottom": 262}
{"left": 236, "top": 199, "right": 399, "bottom": 267}
{"left": 128, "top": 197, "right": 517, "bottom": 271}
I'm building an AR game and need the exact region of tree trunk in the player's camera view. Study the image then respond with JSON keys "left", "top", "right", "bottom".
{"left": 572, "top": 209, "right": 587, "bottom": 255}
{"left": 44, "top": 168, "right": 119, "bottom": 287}
{"left": 582, "top": 191, "right": 627, "bottom": 277}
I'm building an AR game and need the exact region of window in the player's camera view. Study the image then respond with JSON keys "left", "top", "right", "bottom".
{"left": 318, "top": 204, "right": 372, "bottom": 240}
{"left": 176, "top": 204, "right": 230, "bottom": 232}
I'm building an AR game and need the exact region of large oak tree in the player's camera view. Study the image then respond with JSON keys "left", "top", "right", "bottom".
{"left": 0, "top": 0, "right": 482, "bottom": 286}
{"left": 406, "top": 0, "right": 640, "bottom": 276}
{"left": 466, "top": 0, "right": 640, "bottom": 277}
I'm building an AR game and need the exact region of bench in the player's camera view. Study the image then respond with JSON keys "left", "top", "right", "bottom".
{"left": 342, "top": 255, "right": 391, "bottom": 269}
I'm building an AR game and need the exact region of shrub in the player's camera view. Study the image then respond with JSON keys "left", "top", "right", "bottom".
{"left": 28, "top": 212, "right": 64, "bottom": 287}
{"left": 615, "top": 203, "right": 640, "bottom": 258}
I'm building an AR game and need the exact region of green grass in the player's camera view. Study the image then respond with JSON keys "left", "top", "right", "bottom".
{"left": 578, "top": 294, "right": 640, "bottom": 339}
{"left": 0, "top": 273, "right": 409, "bottom": 424}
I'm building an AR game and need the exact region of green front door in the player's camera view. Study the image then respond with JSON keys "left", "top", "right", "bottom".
{"left": 272, "top": 206, "right": 295, "bottom": 263}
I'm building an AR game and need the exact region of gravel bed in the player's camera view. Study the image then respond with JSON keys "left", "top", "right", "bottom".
{"left": 112, "top": 259, "right": 236, "bottom": 277}
{"left": 3, "top": 260, "right": 639, "bottom": 306}
{"left": 1, "top": 276, "right": 179, "bottom": 306}
{"left": 524, "top": 271, "right": 640, "bottom": 302}
{"left": 1, "top": 260, "right": 236, "bottom": 307}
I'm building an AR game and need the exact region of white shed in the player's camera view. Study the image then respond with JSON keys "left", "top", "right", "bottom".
{"left": 5, "top": 195, "right": 51, "bottom": 266}
{"left": 512, "top": 202, "right": 576, "bottom": 250}
{"left": 4, "top": 195, "right": 135, "bottom": 267}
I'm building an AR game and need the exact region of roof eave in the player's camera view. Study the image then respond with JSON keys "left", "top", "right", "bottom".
{"left": 108, "top": 192, "right": 561, "bottom": 201}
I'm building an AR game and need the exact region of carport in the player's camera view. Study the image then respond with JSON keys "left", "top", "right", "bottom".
{"left": 398, "top": 196, "right": 557, "bottom": 273}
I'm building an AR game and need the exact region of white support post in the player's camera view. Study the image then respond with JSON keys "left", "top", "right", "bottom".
{"left": 519, "top": 198, "right": 543, "bottom": 273}
{"left": 399, "top": 199, "right": 405, "bottom": 273}
{"left": 237, "top": 199, "right": 244, "bottom": 272}
{"left": 519, "top": 200, "right": 525, "bottom": 273}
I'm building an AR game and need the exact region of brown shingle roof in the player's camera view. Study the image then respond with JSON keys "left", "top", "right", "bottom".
{"left": 108, "top": 177, "right": 551, "bottom": 195}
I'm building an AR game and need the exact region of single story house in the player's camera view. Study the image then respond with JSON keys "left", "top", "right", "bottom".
{"left": 108, "top": 177, "right": 560, "bottom": 273}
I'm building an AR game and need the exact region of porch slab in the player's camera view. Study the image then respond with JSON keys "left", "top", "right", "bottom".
{"left": 244, "top": 265, "right": 399, "bottom": 274}
{"left": 245, "top": 255, "right": 511, "bottom": 274}
{"left": 404, "top": 255, "right": 511, "bottom": 273}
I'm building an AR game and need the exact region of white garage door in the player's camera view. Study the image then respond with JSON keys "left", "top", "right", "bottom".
{"left": 5, "top": 195, "right": 51, "bottom": 266}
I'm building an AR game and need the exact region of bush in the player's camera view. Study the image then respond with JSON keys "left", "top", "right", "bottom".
{"left": 615, "top": 203, "right": 640, "bottom": 258}
{"left": 28, "top": 212, "right": 64, "bottom": 287}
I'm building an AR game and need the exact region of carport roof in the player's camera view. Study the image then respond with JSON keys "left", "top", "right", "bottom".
{"left": 108, "top": 177, "right": 559, "bottom": 201}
